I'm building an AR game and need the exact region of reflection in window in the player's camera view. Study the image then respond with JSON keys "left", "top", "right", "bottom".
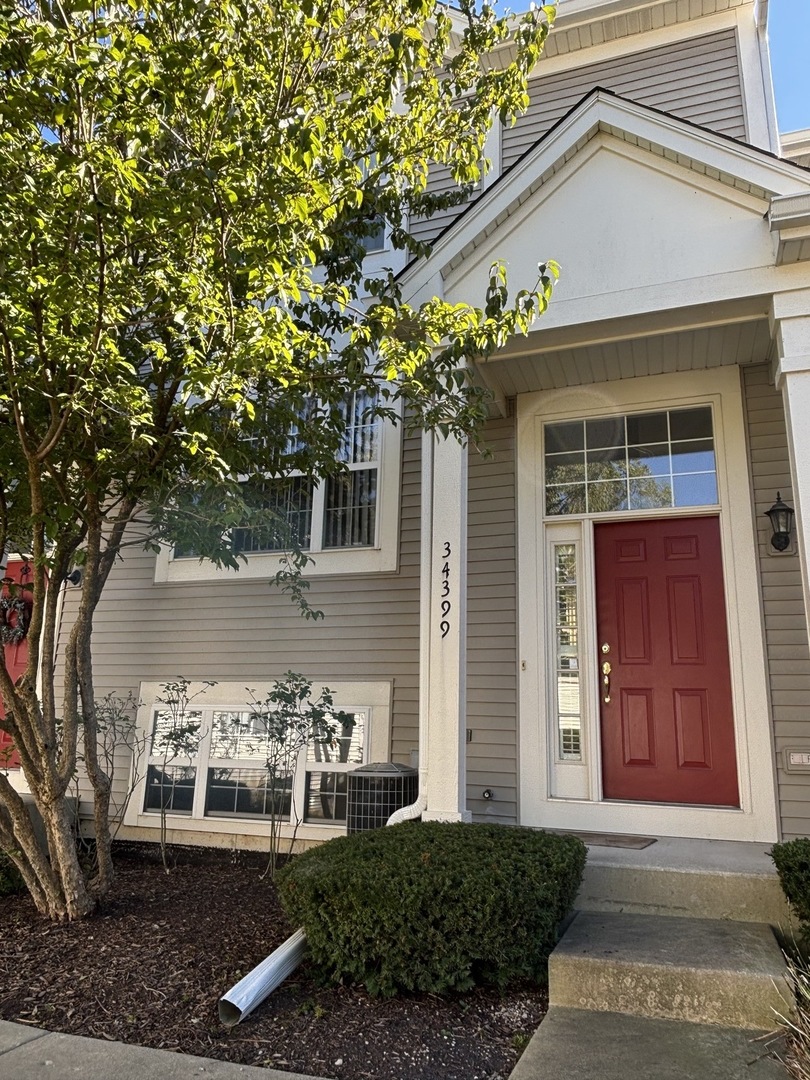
{"left": 545, "top": 407, "right": 716, "bottom": 516}
{"left": 144, "top": 765, "right": 197, "bottom": 814}
{"left": 144, "top": 703, "right": 369, "bottom": 827}
{"left": 205, "top": 768, "right": 292, "bottom": 818}
{"left": 305, "top": 714, "right": 365, "bottom": 822}
{"left": 554, "top": 544, "right": 581, "bottom": 761}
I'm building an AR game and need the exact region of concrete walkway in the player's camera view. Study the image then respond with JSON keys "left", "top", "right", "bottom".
{"left": 0, "top": 1020, "right": 324, "bottom": 1080}
{"left": 0, "top": 1011, "right": 789, "bottom": 1080}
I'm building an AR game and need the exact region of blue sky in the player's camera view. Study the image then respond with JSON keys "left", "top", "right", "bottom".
{"left": 769, "top": 0, "right": 810, "bottom": 134}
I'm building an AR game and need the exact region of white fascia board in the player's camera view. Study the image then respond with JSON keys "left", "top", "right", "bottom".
{"left": 771, "top": 193, "right": 810, "bottom": 231}
{"left": 781, "top": 129, "right": 810, "bottom": 158}
{"left": 770, "top": 193, "right": 810, "bottom": 264}
{"left": 398, "top": 91, "right": 810, "bottom": 304}
{"left": 552, "top": 0, "right": 747, "bottom": 28}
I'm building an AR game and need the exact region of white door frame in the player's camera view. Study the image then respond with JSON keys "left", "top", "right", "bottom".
{"left": 516, "top": 366, "right": 779, "bottom": 842}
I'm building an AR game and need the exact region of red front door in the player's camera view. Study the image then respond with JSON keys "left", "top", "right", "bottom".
{"left": 595, "top": 517, "right": 739, "bottom": 807}
{"left": 0, "top": 559, "right": 33, "bottom": 770}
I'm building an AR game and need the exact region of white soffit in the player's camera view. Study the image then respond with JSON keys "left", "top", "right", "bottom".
{"left": 490, "top": 0, "right": 751, "bottom": 67}
{"left": 473, "top": 318, "right": 772, "bottom": 400}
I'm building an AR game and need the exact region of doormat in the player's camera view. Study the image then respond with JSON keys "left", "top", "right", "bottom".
{"left": 552, "top": 830, "right": 657, "bottom": 850}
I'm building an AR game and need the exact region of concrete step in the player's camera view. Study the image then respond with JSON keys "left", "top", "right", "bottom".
{"left": 508, "top": 1007, "right": 785, "bottom": 1080}
{"left": 549, "top": 912, "right": 790, "bottom": 1030}
{"left": 577, "top": 860, "right": 791, "bottom": 926}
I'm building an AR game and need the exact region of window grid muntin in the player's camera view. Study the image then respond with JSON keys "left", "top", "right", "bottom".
{"left": 544, "top": 407, "right": 717, "bottom": 518}
{"left": 173, "top": 392, "right": 380, "bottom": 559}
{"left": 143, "top": 705, "right": 369, "bottom": 827}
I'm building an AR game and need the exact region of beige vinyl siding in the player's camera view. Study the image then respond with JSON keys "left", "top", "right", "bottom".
{"left": 58, "top": 433, "right": 421, "bottom": 821}
{"left": 409, "top": 161, "right": 471, "bottom": 246}
{"left": 466, "top": 414, "right": 519, "bottom": 825}
{"left": 502, "top": 29, "right": 746, "bottom": 170}
{"left": 743, "top": 364, "right": 810, "bottom": 840}
{"left": 411, "top": 29, "right": 746, "bottom": 246}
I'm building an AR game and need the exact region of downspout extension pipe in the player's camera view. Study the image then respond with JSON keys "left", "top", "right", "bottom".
{"left": 219, "top": 927, "right": 308, "bottom": 1027}
{"left": 222, "top": 432, "right": 437, "bottom": 1019}
{"left": 387, "top": 786, "right": 427, "bottom": 826}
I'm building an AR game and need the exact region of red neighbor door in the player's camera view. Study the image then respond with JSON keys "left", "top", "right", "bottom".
{"left": 0, "top": 559, "right": 33, "bottom": 770}
{"left": 595, "top": 517, "right": 739, "bottom": 807}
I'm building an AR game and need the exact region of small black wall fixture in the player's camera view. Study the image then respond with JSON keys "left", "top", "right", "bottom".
{"left": 765, "top": 493, "right": 795, "bottom": 552}
{"left": 65, "top": 568, "right": 82, "bottom": 586}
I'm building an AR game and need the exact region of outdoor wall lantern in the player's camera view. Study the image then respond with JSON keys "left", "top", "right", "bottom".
{"left": 765, "top": 492, "right": 795, "bottom": 552}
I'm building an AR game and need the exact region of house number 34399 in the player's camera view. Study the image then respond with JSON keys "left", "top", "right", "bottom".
{"left": 440, "top": 541, "right": 451, "bottom": 639}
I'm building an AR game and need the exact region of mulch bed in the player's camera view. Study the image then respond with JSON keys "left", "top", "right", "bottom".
{"left": 0, "top": 844, "right": 547, "bottom": 1080}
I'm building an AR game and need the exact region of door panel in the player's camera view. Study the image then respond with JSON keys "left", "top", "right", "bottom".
{"left": 596, "top": 517, "right": 739, "bottom": 806}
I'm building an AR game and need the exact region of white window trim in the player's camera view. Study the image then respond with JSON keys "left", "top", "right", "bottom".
{"left": 154, "top": 407, "right": 402, "bottom": 583}
{"left": 517, "top": 366, "right": 779, "bottom": 843}
{"left": 125, "top": 679, "right": 392, "bottom": 842}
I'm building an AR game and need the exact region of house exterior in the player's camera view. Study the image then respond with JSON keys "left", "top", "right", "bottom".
{"left": 13, "top": 0, "right": 810, "bottom": 853}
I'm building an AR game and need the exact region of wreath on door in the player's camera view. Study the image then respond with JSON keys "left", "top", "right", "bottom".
{"left": 0, "top": 596, "right": 29, "bottom": 645}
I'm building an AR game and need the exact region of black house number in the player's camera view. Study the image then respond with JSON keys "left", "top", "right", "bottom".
{"left": 440, "top": 541, "right": 451, "bottom": 639}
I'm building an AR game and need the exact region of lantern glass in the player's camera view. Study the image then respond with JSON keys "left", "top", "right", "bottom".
{"left": 765, "top": 493, "right": 794, "bottom": 552}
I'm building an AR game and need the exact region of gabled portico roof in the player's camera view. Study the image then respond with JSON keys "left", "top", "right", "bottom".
{"left": 399, "top": 88, "right": 810, "bottom": 398}
{"left": 400, "top": 87, "right": 810, "bottom": 316}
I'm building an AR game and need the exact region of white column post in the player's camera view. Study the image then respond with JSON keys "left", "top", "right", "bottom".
{"left": 421, "top": 430, "right": 471, "bottom": 823}
{"left": 771, "top": 293, "right": 810, "bottom": 626}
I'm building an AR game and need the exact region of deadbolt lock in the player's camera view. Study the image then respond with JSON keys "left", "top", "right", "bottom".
{"left": 601, "top": 642, "right": 610, "bottom": 654}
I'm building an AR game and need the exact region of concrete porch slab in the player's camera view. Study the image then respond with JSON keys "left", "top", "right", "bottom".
{"left": 574, "top": 836, "right": 791, "bottom": 925}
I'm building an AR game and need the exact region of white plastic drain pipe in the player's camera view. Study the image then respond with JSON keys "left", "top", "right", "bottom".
{"left": 218, "top": 927, "right": 308, "bottom": 1027}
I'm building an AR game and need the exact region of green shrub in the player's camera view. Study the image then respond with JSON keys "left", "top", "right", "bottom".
{"left": 277, "top": 821, "right": 586, "bottom": 997}
{"left": 0, "top": 852, "right": 23, "bottom": 897}
{"left": 772, "top": 838, "right": 810, "bottom": 940}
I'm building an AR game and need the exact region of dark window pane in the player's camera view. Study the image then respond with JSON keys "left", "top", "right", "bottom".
{"left": 545, "top": 422, "right": 584, "bottom": 454}
{"left": 669, "top": 407, "right": 713, "bottom": 441}
{"left": 546, "top": 484, "right": 587, "bottom": 516}
{"left": 673, "top": 473, "right": 718, "bottom": 506}
{"left": 545, "top": 452, "right": 585, "bottom": 485}
{"left": 586, "top": 417, "right": 624, "bottom": 450}
{"left": 626, "top": 412, "right": 669, "bottom": 445}
{"left": 233, "top": 477, "right": 313, "bottom": 553}
{"left": 206, "top": 770, "right": 238, "bottom": 813}
{"left": 671, "top": 440, "right": 715, "bottom": 474}
{"left": 205, "top": 768, "right": 292, "bottom": 818}
{"left": 627, "top": 444, "right": 670, "bottom": 477}
{"left": 235, "top": 781, "right": 263, "bottom": 816}
{"left": 144, "top": 765, "right": 196, "bottom": 814}
{"left": 305, "top": 771, "right": 349, "bottom": 823}
{"left": 323, "top": 468, "right": 377, "bottom": 548}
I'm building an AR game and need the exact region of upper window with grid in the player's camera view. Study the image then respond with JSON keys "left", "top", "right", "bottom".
{"left": 544, "top": 407, "right": 717, "bottom": 517}
{"left": 179, "top": 390, "right": 381, "bottom": 559}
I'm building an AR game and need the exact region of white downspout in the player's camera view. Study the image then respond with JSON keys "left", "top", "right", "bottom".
{"left": 387, "top": 428, "right": 432, "bottom": 825}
